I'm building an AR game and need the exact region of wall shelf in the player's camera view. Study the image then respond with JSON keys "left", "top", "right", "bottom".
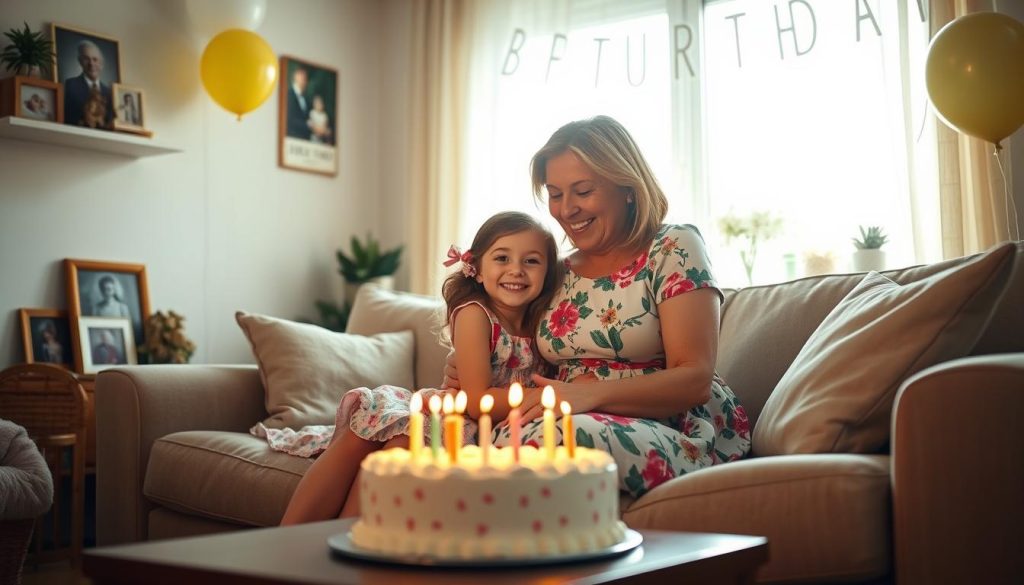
{"left": 0, "top": 116, "right": 181, "bottom": 158}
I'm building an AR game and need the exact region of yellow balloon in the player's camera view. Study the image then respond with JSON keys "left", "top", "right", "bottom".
{"left": 200, "top": 29, "right": 277, "bottom": 120}
{"left": 925, "top": 12, "right": 1024, "bottom": 146}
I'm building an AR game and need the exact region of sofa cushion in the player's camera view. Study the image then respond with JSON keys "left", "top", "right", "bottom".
{"left": 345, "top": 284, "right": 448, "bottom": 389}
{"left": 144, "top": 431, "right": 312, "bottom": 527}
{"left": 753, "top": 243, "right": 1015, "bottom": 455}
{"left": 236, "top": 311, "right": 415, "bottom": 429}
{"left": 623, "top": 454, "right": 891, "bottom": 583}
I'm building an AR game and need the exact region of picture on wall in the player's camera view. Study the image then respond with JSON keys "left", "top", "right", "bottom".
{"left": 14, "top": 77, "right": 63, "bottom": 123}
{"left": 18, "top": 308, "right": 74, "bottom": 369}
{"left": 51, "top": 23, "right": 122, "bottom": 130}
{"left": 112, "top": 82, "right": 146, "bottom": 134}
{"left": 65, "top": 259, "right": 149, "bottom": 373}
{"left": 76, "top": 317, "right": 136, "bottom": 374}
{"left": 278, "top": 55, "right": 338, "bottom": 176}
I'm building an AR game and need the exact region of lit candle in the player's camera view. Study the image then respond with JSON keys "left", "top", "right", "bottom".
{"left": 508, "top": 383, "right": 523, "bottom": 463}
{"left": 454, "top": 390, "right": 467, "bottom": 459}
{"left": 443, "top": 393, "right": 457, "bottom": 464}
{"left": 428, "top": 395, "right": 442, "bottom": 462}
{"left": 560, "top": 400, "right": 575, "bottom": 459}
{"left": 479, "top": 394, "right": 494, "bottom": 466}
{"left": 542, "top": 385, "right": 556, "bottom": 461}
{"left": 409, "top": 393, "right": 424, "bottom": 461}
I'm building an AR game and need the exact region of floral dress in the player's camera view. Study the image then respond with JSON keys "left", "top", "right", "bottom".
{"left": 493, "top": 224, "right": 751, "bottom": 498}
{"left": 254, "top": 300, "right": 538, "bottom": 457}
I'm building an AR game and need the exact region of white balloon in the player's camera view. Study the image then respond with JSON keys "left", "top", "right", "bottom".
{"left": 186, "top": 0, "right": 267, "bottom": 40}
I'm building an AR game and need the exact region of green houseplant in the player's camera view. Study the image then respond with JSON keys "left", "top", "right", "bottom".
{"left": 307, "top": 234, "right": 403, "bottom": 332}
{"left": 1, "top": 22, "right": 53, "bottom": 78}
{"left": 852, "top": 225, "right": 888, "bottom": 271}
{"left": 718, "top": 210, "right": 783, "bottom": 286}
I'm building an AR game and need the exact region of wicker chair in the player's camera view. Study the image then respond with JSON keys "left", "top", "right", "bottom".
{"left": 0, "top": 364, "right": 88, "bottom": 569}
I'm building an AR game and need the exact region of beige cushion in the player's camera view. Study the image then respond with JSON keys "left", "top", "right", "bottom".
{"left": 345, "top": 284, "right": 448, "bottom": 389}
{"left": 623, "top": 454, "right": 891, "bottom": 583}
{"left": 753, "top": 243, "right": 1015, "bottom": 455}
{"left": 236, "top": 311, "right": 415, "bottom": 429}
{"left": 144, "top": 431, "right": 313, "bottom": 527}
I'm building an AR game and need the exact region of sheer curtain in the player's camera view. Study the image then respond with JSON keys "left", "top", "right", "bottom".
{"left": 931, "top": 0, "right": 1019, "bottom": 258}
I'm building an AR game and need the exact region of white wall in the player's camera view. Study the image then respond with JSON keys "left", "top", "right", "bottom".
{"left": 0, "top": 0, "right": 394, "bottom": 366}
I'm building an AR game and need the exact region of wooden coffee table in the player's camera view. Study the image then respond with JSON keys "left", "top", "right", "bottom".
{"left": 84, "top": 519, "right": 768, "bottom": 584}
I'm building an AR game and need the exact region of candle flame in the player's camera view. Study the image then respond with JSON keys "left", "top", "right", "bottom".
{"left": 480, "top": 394, "right": 494, "bottom": 414}
{"left": 455, "top": 390, "right": 467, "bottom": 413}
{"left": 509, "top": 382, "right": 523, "bottom": 408}
{"left": 560, "top": 400, "right": 571, "bottom": 416}
{"left": 428, "top": 394, "right": 442, "bottom": 414}
{"left": 442, "top": 393, "right": 454, "bottom": 414}
{"left": 410, "top": 393, "right": 422, "bottom": 412}
{"left": 541, "top": 385, "right": 555, "bottom": 409}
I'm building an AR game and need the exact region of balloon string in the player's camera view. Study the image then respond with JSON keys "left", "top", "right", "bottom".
{"left": 993, "top": 146, "right": 1021, "bottom": 242}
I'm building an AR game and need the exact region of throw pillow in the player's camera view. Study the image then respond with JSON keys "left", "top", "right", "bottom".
{"left": 753, "top": 242, "right": 1015, "bottom": 455}
{"left": 236, "top": 311, "right": 415, "bottom": 430}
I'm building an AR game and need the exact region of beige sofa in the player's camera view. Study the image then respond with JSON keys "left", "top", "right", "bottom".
{"left": 96, "top": 244, "right": 1024, "bottom": 584}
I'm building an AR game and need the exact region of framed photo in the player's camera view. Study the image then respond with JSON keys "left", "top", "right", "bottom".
{"left": 112, "top": 83, "right": 146, "bottom": 134}
{"left": 12, "top": 77, "right": 63, "bottom": 123}
{"left": 65, "top": 259, "right": 149, "bottom": 373}
{"left": 76, "top": 317, "right": 136, "bottom": 374}
{"left": 51, "top": 23, "right": 122, "bottom": 130}
{"left": 278, "top": 55, "right": 338, "bottom": 176}
{"left": 18, "top": 308, "right": 74, "bottom": 369}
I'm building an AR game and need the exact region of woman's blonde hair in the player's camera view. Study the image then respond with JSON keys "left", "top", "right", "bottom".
{"left": 530, "top": 115, "right": 668, "bottom": 252}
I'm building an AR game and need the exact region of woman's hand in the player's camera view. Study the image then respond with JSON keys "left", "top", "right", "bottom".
{"left": 441, "top": 349, "right": 461, "bottom": 389}
{"left": 517, "top": 372, "right": 602, "bottom": 423}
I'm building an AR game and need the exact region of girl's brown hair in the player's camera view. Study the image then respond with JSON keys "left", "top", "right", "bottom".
{"left": 442, "top": 211, "right": 563, "bottom": 339}
{"left": 530, "top": 115, "right": 668, "bottom": 252}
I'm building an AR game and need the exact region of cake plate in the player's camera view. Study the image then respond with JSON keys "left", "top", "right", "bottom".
{"left": 328, "top": 520, "right": 643, "bottom": 568}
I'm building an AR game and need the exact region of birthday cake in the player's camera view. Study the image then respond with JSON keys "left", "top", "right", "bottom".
{"left": 349, "top": 444, "right": 627, "bottom": 559}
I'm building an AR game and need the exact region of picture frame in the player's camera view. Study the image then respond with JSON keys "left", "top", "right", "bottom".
{"left": 278, "top": 55, "right": 338, "bottom": 176}
{"left": 0, "top": 76, "right": 64, "bottom": 123}
{"left": 111, "top": 82, "right": 146, "bottom": 134}
{"left": 50, "top": 23, "right": 122, "bottom": 130}
{"left": 18, "top": 308, "right": 74, "bottom": 369}
{"left": 76, "top": 317, "right": 136, "bottom": 375}
{"left": 65, "top": 259, "right": 149, "bottom": 373}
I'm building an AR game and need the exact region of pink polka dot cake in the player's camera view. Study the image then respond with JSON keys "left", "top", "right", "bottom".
{"left": 349, "top": 444, "right": 626, "bottom": 559}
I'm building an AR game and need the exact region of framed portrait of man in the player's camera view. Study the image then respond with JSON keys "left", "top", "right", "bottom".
{"left": 77, "top": 317, "right": 136, "bottom": 375}
{"left": 65, "top": 259, "right": 149, "bottom": 373}
{"left": 51, "top": 23, "right": 122, "bottom": 130}
{"left": 278, "top": 55, "right": 338, "bottom": 176}
{"left": 19, "top": 308, "right": 74, "bottom": 369}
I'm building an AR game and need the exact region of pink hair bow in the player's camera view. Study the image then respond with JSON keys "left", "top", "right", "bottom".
{"left": 443, "top": 245, "right": 476, "bottom": 277}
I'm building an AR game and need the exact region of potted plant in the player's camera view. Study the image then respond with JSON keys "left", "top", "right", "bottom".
{"left": 336, "top": 233, "right": 403, "bottom": 303}
{"left": 718, "top": 210, "right": 783, "bottom": 286}
{"left": 1, "top": 22, "right": 53, "bottom": 78}
{"left": 852, "top": 225, "right": 888, "bottom": 271}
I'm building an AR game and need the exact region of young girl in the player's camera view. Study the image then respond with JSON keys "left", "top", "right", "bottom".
{"left": 280, "top": 211, "right": 562, "bottom": 524}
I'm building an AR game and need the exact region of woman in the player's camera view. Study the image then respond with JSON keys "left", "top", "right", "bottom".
{"left": 449, "top": 115, "right": 750, "bottom": 498}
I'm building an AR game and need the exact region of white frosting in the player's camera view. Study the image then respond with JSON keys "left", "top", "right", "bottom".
{"left": 351, "top": 445, "right": 626, "bottom": 559}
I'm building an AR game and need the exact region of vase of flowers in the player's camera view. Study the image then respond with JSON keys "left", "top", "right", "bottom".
{"left": 718, "top": 210, "right": 783, "bottom": 286}
{"left": 138, "top": 310, "right": 197, "bottom": 364}
{"left": 852, "top": 226, "right": 888, "bottom": 272}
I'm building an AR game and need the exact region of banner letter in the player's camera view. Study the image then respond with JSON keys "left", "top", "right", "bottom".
{"left": 673, "top": 24, "right": 695, "bottom": 79}
{"left": 626, "top": 34, "right": 646, "bottom": 86}
{"left": 725, "top": 12, "right": 746, "bottom": 68}
{"left": 502, "top": 28, "right": 526, "bottom": 75}
{"left": 855, "top": 0, "right": 881, "bottom": 42}
{"left": 546, "top": 33, "right": 567, "bottom": 82}
{"left": 773, "top": 0, "right": 816, "bottom": 59}
{"left": 593, "top": 37, "right": 609, "bottom": 87}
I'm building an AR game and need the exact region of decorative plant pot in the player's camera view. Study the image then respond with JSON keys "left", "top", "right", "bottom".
{"left": 344, "top": 275, "right": 395, "bottom": 305}
{"left": 852, "top": 249, "right": 886, "bottom": 272}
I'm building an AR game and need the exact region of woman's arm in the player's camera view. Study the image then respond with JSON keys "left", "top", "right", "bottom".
{"left": 520, "top": 288, "right": 720, "bottom": 422}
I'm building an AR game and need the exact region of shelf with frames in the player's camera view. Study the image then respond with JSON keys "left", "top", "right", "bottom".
{"left": 0, "top": 115, "right": 181, "bottom": 158}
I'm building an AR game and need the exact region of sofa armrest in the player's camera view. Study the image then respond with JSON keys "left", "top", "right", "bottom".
{"left": 892, "top": 353, "right": 1024, "bottom": 585}
{"left": 95, "top": 365, "right": 266, "bottom": 545}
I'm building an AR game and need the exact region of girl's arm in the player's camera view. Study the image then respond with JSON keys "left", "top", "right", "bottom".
{"left": 520, "top": 288, "right": 720, "bottom": 422}
{"left": 450, "top": 304, "right": 517, "bottom": 421}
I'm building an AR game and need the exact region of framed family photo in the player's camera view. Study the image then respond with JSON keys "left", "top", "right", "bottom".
{"left": 10, "top": 77, "right": 63, "bottom": 123}
{"left": 278, "top": 55, "right": 338, "bottom": 176}
{"left": 77, "top": 317, "right": 136, "bottom": 374}
{"left": 18, "top": 308, "right": 74, "bottom": 369}
{"left": 65, "top": 259, "right": 149, "bottom": 373}
{"left": 51, "top": 23, "right": 122, "bottom": 130}
{"left": 112, "top": 83, "right": 146, "bottom": 134}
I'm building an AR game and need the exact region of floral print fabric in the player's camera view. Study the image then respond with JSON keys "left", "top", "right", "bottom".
{"left": 494, "top": 224, "right": 751, "bottom": 498}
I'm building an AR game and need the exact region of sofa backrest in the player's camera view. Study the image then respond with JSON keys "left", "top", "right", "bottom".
{"left": 718, "top": 242, "right": 1023, "bottom": 429}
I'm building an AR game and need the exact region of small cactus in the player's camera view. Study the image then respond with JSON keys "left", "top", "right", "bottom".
{"left": 852, "top": 226, "right": 888, "bottom": 250}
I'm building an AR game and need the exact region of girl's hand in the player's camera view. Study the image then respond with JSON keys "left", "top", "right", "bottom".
{"left": 518, "top": 373, "right": 601, "bottom": 423}
{"left": 442, "top": 349, "right": 461, "bottom": 389}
